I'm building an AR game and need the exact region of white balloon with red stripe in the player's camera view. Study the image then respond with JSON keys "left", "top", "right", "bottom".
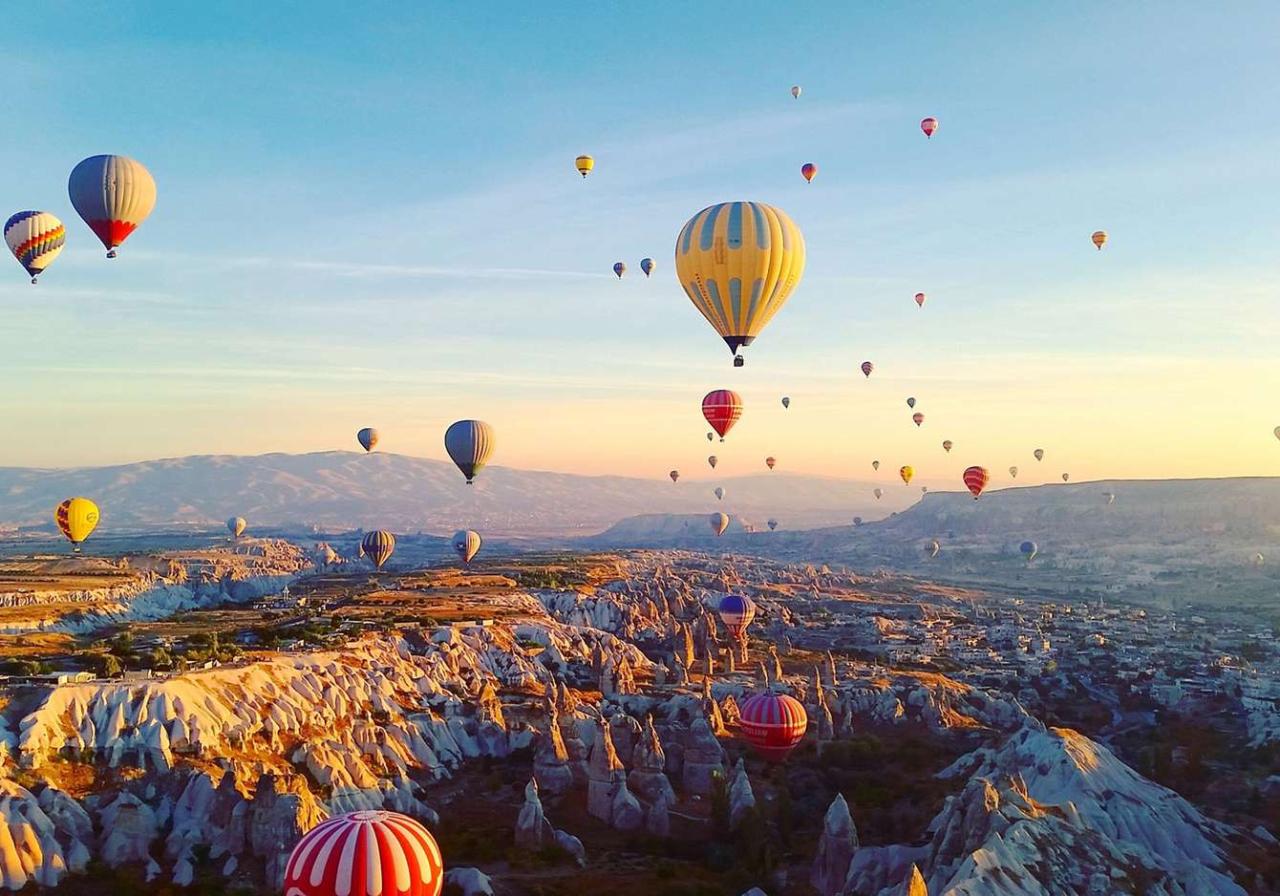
{"left": 283, "top": 810, "right": 443, "bottom": 896}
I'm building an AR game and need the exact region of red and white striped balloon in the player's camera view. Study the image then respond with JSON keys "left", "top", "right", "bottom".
{"left": 963, "top": 466, "right": 990, "bottom": 500}
{"left": 739, "top": 691, "right": 807, "bottom": 762}
{"left": 702, "top": 389, "right": 743, "bottom": 441}
{"left": 284, "top": 811, "right": 443, "bottom": 896}
{"left": 920, "top": 117, "right": 938, "bottom": 138}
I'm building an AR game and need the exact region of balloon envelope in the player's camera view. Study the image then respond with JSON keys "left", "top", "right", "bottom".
{"left": 362, "top": 530, "right": 396, "bottom": 569}
{"left": 942, "top": 440, "right": 953, "bottom": 453}
{"left": 906, "top": 397, "right": 916, "bottom": 408}
{"left": 283, "top": 810, "right": 444, "bottom": 896}
{"left": 912, "top": 413, "right": 924, "bottom": 426}
{"left": 899, "top": 465, "right": 914, "bottom": 485}
{"left": 791, "top": 85, "right": 802, "bottom": 98}
{"left": 963, "top": 466, "right": 990, "bottom": 499}
{"left": 5, "top": 211, "right": 65, "bottom": 282}
{"left": 765, "top": 456, "right": 776, "bottom": 470}
{"left": 702, "top": 390, "right": 743, "bottom": 440}
{"left": 68, "top": 155, "right": 156, "bottom": 256}
{"left": 708, "top": 455, "right": 718, "bottom": 469}
{"left": 914, "top": 292, "right": 926, "bottom": 308}
{"left": 717, "top": 594, "right": 756, "bottom": 639}
{"left": 452, "top": 529, "right": 482, "bottom": 565}
{"left": 56, "top": 497, "right": 99, "bottom": 547}
{"left": 739, "top": 691, "right": 807, "bottom": 761}
{"left": 1034, "top": 448, "right": 1045, "bottom": 461}
{"left": 920, "top": 117, "right": 938, "bottom": 138}
{"left": 781, "top": 396, "right": 790, "bottom": 408}
{"left": 1009, "top": 466, "right": 1018, "bottom": 478}
{"left": 1020, "top": 540, "right": 1038, "bottom": 561}
{"left": 1091, "top": 230, "right": 1108, "bottom": 250}
{"left": 714, "top": 487, "right": 725, "bottom": 501}
{"left": 861, "top": 361, "right": 874, "bottom": 377}
{"left": 874, "top": 488, "right": 883, "bottom": 499}
{"left": 356, "top": 427, "right": 378, "bottom": 452}
{"left": 669, "top": 470, "right": 680, "bottom": 483}
{"left": 801, "top": 163, "right": 817, "bottom": 183}
{"left": 709, "top": 512, "right": 730, "bottom": 536}
{"left": 444, "top": 420, "right": 495, "bottom": 483}
{"left": 613, "top": 262, "right": 626, "bottom": 278}
{"left": 227, "top": 517, "right": 246, "bottom": 538}
{"left": 575, "top": 155, "right": 594, "bottom": 177}
{"left": 640, "top": 257, "right": 654, "bottom": 277}
{"left": 767, "top": 519, "right": 778, "bottom": 531}
{"left": 929, "top": 540, "right": 940, "bottom": 558}
{"left": 872, "top": 460, "right": 880, "bottom": 471}
{"left": 1062, "top": 473, "right": 1070, "bottom": 482}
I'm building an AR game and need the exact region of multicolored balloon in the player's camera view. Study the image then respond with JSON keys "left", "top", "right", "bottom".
{"left": 452, "top": 529, "right": 482, "bottom": 565}
{"left": 613, "top": 262, "right": 626, "bottom": 278}
{"left": 55, "top": 497, "right": 100, "bottom": 551}
{"left": 861, "top": 361, "right": 874, "bottom": 378}
{"left": 914, "top": 292, "right": 926, "bottom": 308}
{"left": 791, "top": 86, "right": 802, "bottom": 99}
{"left": 920, "top": 117, "right": 938, "bottom": 138}
{"left": 963, "top": 466, "right": 990, "bottom": 499}
{"left": 702, "top": 390, "right": 743, "bottom": 441}
{"left": 676, "top": 202, "right": 806, "bottom": 364}
{"left": 801, "top": 162, "right": 817, "bottom": 183}
{"left": 357, "top": 427, "right": 378, "bottom": 452}
{"left": 899, "top": 465, "right": 914, "bottom": 485}
{"left": 444, "top": 420, "right": 495, "bottom": 484}
{"left": 718, "top": 594, "right": 756, "bottom": 639}
{"left": 640, "top": 257, "right": 655, "bottom": 277}
{"left": 928, "top": 540, "right": 940, "bottom": 558}
{"left": 1104, "top": 491, "right": 1116, "bottom": 505}
{"left": 283, "top": 810, "right": 444, "bottom": 896}
{"left": 710, "top": 512, "right": 730, "bottom": 536}
{"left": 767, "top": 519, "right": 778, "bottom": 531}
{"left": 227, "top": 516, "right": 246, "bottom": 538}
{"left": 942, "top": 440, "right": 953, "bottom": 453}
{"left": 1020, "top": 540, "right": 1038, "bottom": 562}
{"left": 669, "top": 470, "right": 680, "bottom": 483}
{"left": 5, "top": 211, "right": 65, "bottom": 283}
{"left": 765, "top": 456, "right": 776, "bottom": 470}
{"left": 575, "top": 155, "right": 594, "bottom": 177}
{"left": 1091, "top": 230, "right": 1108, "bottom": 250}
{"left": 67, "top": 155, "right": 156, "bottom": 258}
{"left": 739, "top": 691, "right": 807, "bottom": 761}
{"left": 912, "top": 412, "right": 924, "bottom": 427}
{"left": 362, "top": 530, "right": 396, "bottom": 569}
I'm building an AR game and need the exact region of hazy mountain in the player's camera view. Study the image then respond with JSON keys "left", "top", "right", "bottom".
{"left": 0, "top": 452, "right": 901, "bottom": 537}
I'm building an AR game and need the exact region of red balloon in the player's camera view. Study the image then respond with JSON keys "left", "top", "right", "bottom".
{"left": 765, "top": 456, "right": 776, "bottom": 470}
{"left": 739, "top": 691, "right": 807, "bottom": 761}
{"left": 702, "top": 390, "right": 743, "bottom": 441}
{"left": 914, "top": 292, "right": 926, "bottom": 308}
{"left": 284, "top": 811, "right": 444, "bottom": 896}
{"left": 860, "top": 361, "right": 874, "bottom": 377}
{"left": 912, "top": 412, "right": 924, "bottom": 426}
{"left": 963, "top": 466, "right": 990, "bottom": 499}
{"left": 801, "top": 162, "right": 817, "bottom": 183}
{"left": 921, "top": 117, "right": 938, "bottom": 138}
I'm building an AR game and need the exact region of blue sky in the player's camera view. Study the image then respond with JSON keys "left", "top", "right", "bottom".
{"left": 2, "top": 2, "right": 1278, "bottom": 487}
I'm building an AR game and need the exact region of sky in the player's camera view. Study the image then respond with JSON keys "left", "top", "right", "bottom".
{"left": 1, "top": 2, "right": 1278, "bottom": 489}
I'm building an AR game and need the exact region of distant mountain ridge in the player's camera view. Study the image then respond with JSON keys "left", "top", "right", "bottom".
{"left": 0, "top": 451, "right": 896, "bottom": 537}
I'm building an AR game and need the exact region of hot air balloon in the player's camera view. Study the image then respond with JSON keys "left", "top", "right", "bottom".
{"left": 942, "top": 440, "right": 953, "bottom": 453}
{"left": 714, "top": 487, "right": 725, "bottom": 501}
{"left": 781, "top": 396, "right": 790, "bottom": 409}
{"left": 676, "top": 202, "right": 806, "bottom": 365}
{"left": 914, "top": 292, "right": 926, "bottom": 308}
{"left": 767, "top": 519, "right": 778, "bottom": 531}
{"left": 55, "top": 498, "right": 99, "bottom": 552}
{"left": 710, "top": 512, "right": 730, "bottom": 536}
{"left": 872, "top": 460, "right": 880, "bottom": 471}
{"left": 765, "top": 456, "right": 776, "bottom": 470}
{"left": 1009, "top": 466, "right": 1018, "bottom": 478}
{"left": 702, "top": 390, "right": 743, "bottom": 441}
{"left": 1034, "top": 448, "right": 1045, "bottom": 462}
{"left": 717, "top": 594, "right": 756, "bottom": 639}
{"left": 928, "top": 540, "right": 940, "bottom": 558}
{"left": 444, "top": 420, "right": 494, "bottom": 484}
{"left": 1020, "top": 540, "right": 1038, "bottom": 562}
{"left": 706, "top": 432, "right": 715, "bottom": 442}
{"left": 669, "top": 470, "right": 680, "bottom": 483}
{"left": 1253, "top": 552, "right": 1265, "bottom": 566}
{"left": 791, "top": 86, "right": 802, "bottom": 99}
{"left": 874, "top": 488, "right": 883, "bottom": 500}
{"left": 227, "top": 517, "right": 246, "bottom": 539}
{"left": 1274, "top": 426, "right": 1280, "bottom": 442}
{"left": 963, "top": 466, "right": 989, "bottom": 499}
{"left": 5, "top": 211, "right": 65, "bottom": 283}
{"left": 357, "top": 427, "right": 378, "bottom": 452}
{"left": 801, "top": 163, "right": 817, "bottom": 183}
{"left": 1091, "top": 230, "right": 1107, "bottom": 250}
{"left": 640, "top": 257, "right": 655, "bottom": 277}
{"left": 1104, "top": 492, "right": 1116, "bottom": 505}
{"left": 362, "top": 530, "right": 395, "bottom": 569}
{"left": 67, "top": 155, "right": 156, "bottom": 258}
{"left": 1061, "top": 473, "right": 1070, "bottom": 482}
{"left": 853, "top": 516, "right": 863, "bottom": 526}
{"left": 708, "top": 455, "right": 718, "bottom": 469}
{"left": 920, "top": 117, "right": 938, "bottom": 138}
{"left": 452, "top": 529, "right": 482, "bottom": 565}
{"left": 283, "top": 810, "right": 444, "bottom": 896}
{"left": 899, "top": 465, "right": 914, "bottom": 485}
{"left": 912, "top": 413, "right": 924, "bottom": 427}
{"left": 575, "top": 155, "right": 594, "bottom": 177}
{"left": 739, "top": 691, "right": 807, "bottom": 761}
{"left": 906, "top": 397, "right": 916, "bottom": 409}
{"left": 921, "top": 486, "right": 928, "bottom": 494}
{"left": 613, "top": 262, "right": 626, "bottom": 278}
{"left": 861, "top": 361, "right": 874, "bottom": 378}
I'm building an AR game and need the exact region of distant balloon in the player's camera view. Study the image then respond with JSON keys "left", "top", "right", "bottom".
{"left": 928, "top": 540, "right": 940, "bottom": 558}
{"left": 575, "top": 154, "right": 594, "bottom": 177}
{"left": 920, "top": 117, "right": 938, "bottom": 138}
{"left": 899, "top": 465, "right": 914, "bottom": 485}
{"left": 874, "top": 488, "right": 883, "bottom": 500}
{"left": 707, "top": 432, "right": 715, "bottom": 442}
{"left": 942, "top": 440, "right": 953, "bottom": 453}
{"left": 640, "top": 257, "right": 655, "bottom": 277}
{"left": 1274, "top": 426, "right": 1280, "bottom": 442}
{"left": 714, "top": 487, "right": 725, "bottom": 501}
{"left": 781, "top": 396, "right": 790, "bottom": 409}
{"left": 791, "top": 85, "right": 802, "bottom": 99}
{"left": 1103, "top": 491, "right": 1116, "bottom": 505}
{"left": 613, "top": 262, "right": 626, "bottom": 278}
{"left": 853, "top": 516, "right": 863, "bottom": 526}
{"left": 739, "top": 691, "right": 807, "bottom": 761}
{"left": 963, "top": 466, "right": 990, "bottom": 499}
{"left": 444, "top": 420, "right": 495, "bottom": 484}
{"left": 718, "top": 594, "right": 756, "bottom": 640}
{"left": 1091, "top": 230, "right": 1108, "bottom": 250}
{"left": 708, "top": 455, "right": 718, "bottom": 469}
{"left": 1034, "top": 448, "right": 1045, "bottom": 462}
{"left": 861, "top": 361, "right": 874, "bottom": 378}
{"left": 357, "top": 427, "right": 378, "bottom": 453}
{"left": 702, "top": 389, "right": 743, "bottom": 441}
{"left": 1020, "top": 540, "right": 1038, "bottom": 562}
{"left": 283, "top": 810, "right": 443, "bottom": 896}
{"left": 676, "top": 202, "right": 806, "bottom": 364}
{"left": 670, "top": 470, "right": 680, "bottom": 483}
{"left": 710, "top": 512, "right": 730, "bottom": 537}
{"left": 1061, "top": 472, "right": 1070, "bottom": 482}
{"left": 906, "top": 397, "right": 916, "bottom": 409}
{"left": 801, "top": 163, "right": 817, "bottom": 183}
{"left": 1253, "top": 552, "right": 1265, "bottom": 566}
{"left": 914, "top": 292, "right": 926, "bottom": 308}
{"left": 362, "top": 530, "right": 396, "bottom": 569}
{"left": 921, "top": 486, "right": 928, "bottom": 494}
{"left": 767, "top": 519, "right": 778, "bottom": 531}
{"left": 227, "top": 516, "right": 246, "bottom": 538}
{"left": 872, "top": 460, "right": 880, "bottom": 471}
{"left": 912, "top": 412, "right": 924, "bottom": 427}
{"left": 55, "top": 497, "right": 100, "bottom": 551}
{"left": 68, "top": 155, "right": 156, "bottom": 258}
{"left": 452, "top": 529, "right": 482, "bottom": 565}
{"left": 1009, "top": 466, "right": 1018, "bottom": 478}
{"left": 765, "top": 456, "right": 776, "bottom": 470}
{"left": 5, "top": 211, "right": 65, "bottom": 283}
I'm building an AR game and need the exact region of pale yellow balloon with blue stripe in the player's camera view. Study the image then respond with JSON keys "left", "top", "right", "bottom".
{"left": 675, "top": 201, "right": 805, "bottom": 364}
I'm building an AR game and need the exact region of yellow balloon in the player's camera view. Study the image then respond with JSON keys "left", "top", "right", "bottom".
{"left": 899, "top": 465, "right": 914, "bottom": 485}
{"left": 55, "top": 497, "right": 100, "bottom": 549}
{"left": 675, "top": 201, "right": 806, "bottom": 363}
{"left": 575, "top": 155, "right": 594, "bottom": 177}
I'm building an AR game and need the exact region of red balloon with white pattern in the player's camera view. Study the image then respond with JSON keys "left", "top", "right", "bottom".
{"left": 739, "top": 691, "right": 808, "bottom": 761}
{"left": 283, "top": 810, "right": 444, "bottom": 896}
{"left": 963, "top": 466, "right": 990, "bottom": 499}
{"left": 702, "top": 389, "right": 743, "bottom": 441}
